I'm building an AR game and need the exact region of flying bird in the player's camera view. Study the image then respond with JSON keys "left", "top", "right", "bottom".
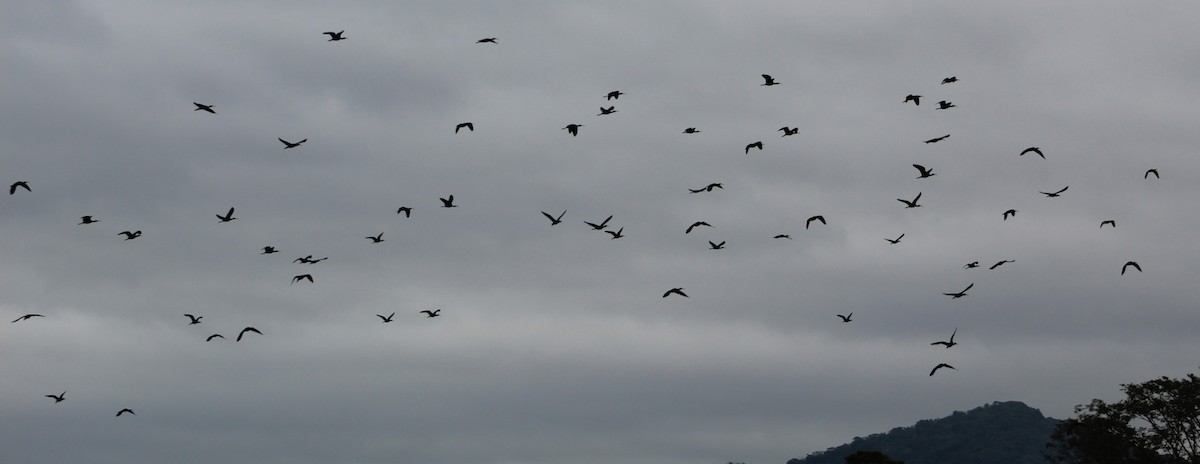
{"left": 936, "top": 100, "right": 956, "bottom": 110}
{"left": 941, "top": 76, "right": 958, "bottom": 84}
{"left": 236, "top": 327, "right": 262, "bottom": 341}
{"left": 439, "top": 195, "right": 457, "bottom": 208}
{"left": 585, "top": 215, "right": 612, "bottom": 230}
{"left": 193, "top": 102, "right": 216, "bottom": 114}
{"left": 293, "top": 255, "right": 324, "bottom": 264}
{"left": 605, "top": 227, "right": 625, "bottom": 239}
{"left": 455, "top": 122, "right": 474, "bottom": 133}
{"left": 806, "top": 215, "right": 826, "bottom": 229}
{"left": 685, "top": 221, "right": 712, "bottom": 234}
{"left": 773, "top": 234, "right": 792, "bottom": 240}
{"left": 943, "top": 283, "right": 974, "bottom": 299}
{"left": 116, "top": 408, "right": 135, "bottom": 417}
{"left": 1003, "top": 209, "right": 1017, "bottom": 220}
{"left": 476, "top": 37, "right": 497, "bottom": 44}
{"left": 931, "top": 328, "right": 958, "bottom": 348}
{"left": 279, "top": 138, "right": 307, "bottom": 149}
{"left": 708, "top": 240, "right": 725, "bottom": 250}
{"left": 78, "top": 216, "right": 99, "bottom": 224}
{"left": 898, "top": 192, "right": 922, "bottom": 208}
{"left": 323, "top": 30, "right": 346, "bottom": 41}
{"left": 779, "top": 127, "right": 799, "bottom": 136}
{"left": 216, "top": 207, "right": 236, "bottom": 222}
{"left": 12, "top": 314, "right": 44, "bottom": 323}
{"left": 366, "top": 232, "right": 384, "bottom": 243}
{"left": 916, "top": 163, "right": 936, "bottom": 178}
{"left": 605, "top": 90, "right": 624, "bottom": 100}
{"left": 10, "top": 181, "right": 30, "bottom": 194}
{"left": 904, "top": 94, "right": 921, "bottom": 105}
{"left": 662, "top": 288, "right": 688, "bottom": 298}
{"left": 760, "top": 74, "right": 780, "bottom": 86}
{"left": 420, "top": 309, "right": 441, "bottom": 318}
{"left": 206, "top": 334, "right": 224, "bottom": 341}
{"left": 184, "top": 314, "right": 202, "bottom": 325}
{"left": 597, "top": 106, "right": 617, "bottom": 115}
{"left": 396, "top": 206, "right": 412, "bottom": 217}
{"left": 46, "top": 391, "right": 66, "bottom": 403}
{"left": 683, "top": 127, "right": 701, "bottom": 134}
{"left": 924, "top": 134, "right": 950, "bottom": 144}
{"left": 262, "top": 246, "right": 278, "bottom": 254}
{"left": 964, "top": 261, "right": 980, "bottom": 269}
{"left": 745, "top": 141, "right": 763, "bottom": 154}
{"left": 837, "top": 313, "right": 853, "bottom": 323}
{"left": 1100, "top": 220, "right": 1116, "bottom": 229}
{"left": 1040, "top": 186, "right": 1068, "bottom": 198}
{"left": 1121, "top": 261, "right": 1142, "bottom": 275}
{"left": 378, "top": 312, "right": 395, "bottom": 323}
{"left": 989, "top": 260, "right": 1014, "bottom": 270}
{"left": 885, "top": 234, "right": 904, "bottom": 244}
{"left": 929, "top": 363, "right": 956, "bottom": 376}
{"left": 541, "top": 210, "right": 566, "bottom": 225}
{"left": 291, "top": 274, "right": 314, "bottom": 285}
{"left": 1019, "top": 147, "right": 1044, "bottom": 159}
{"left": 563, "top": 124, "right": 583, "bottom": 136}
{"left": 119, "top": 231, "right": 142, "bottom": 240}
{"left": 1145, "top": 169, "right": 1159, "bottom": 179}
{"left": 689, "top": 183, "right": 723, "bottom": 193}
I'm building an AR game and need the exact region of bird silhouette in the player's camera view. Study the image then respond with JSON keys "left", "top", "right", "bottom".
{"left": 116, "top": 408, "right": 135, "bottom": 417}
{"left": 913, "top": 164, "right": 935, "bottom": 178}
{"left": 708, "top": 241, "right": 725, "bottom": 250}
{"left": 10, "top": 181, "right": 31, "bottom": 194}
{"left": 760, "top": 74, "right": 780, "bottom": 86}
{"left": 989, "top": 260, "right": 1014, "bottom": 270}
{"left": 323, "top": 30, "right": 346, "bottom": 41}
{"left": 931, "top": 328, "right": 958, "bottom": 348}
{"left": 541, "top": 210, "right": 566, "bottom": 225}
{"left": 236, "top": 327, "right": 262, "bottom": 341}
{"left": 898, "top": 192, "right": 922, "bottom": 208}
{"left": 206, "top": 334, "right": 224, "bottom": 341}
{"left": 78, "top": 215, "right": 99, "bottom": 225}
{"left": 929, "top": 363, "right": 956, "bottom": 376}
{"left": 12, "top": 314, "right": 44, "bottom": 323}
{"left": 585, "top": 215, "right": 612, "bottom": 230}
{"left": 597, "top": 106, "right": 617, "bottom": 116}
{"left": 262, "top": 246, "right": 278, "bottom": 254}
{"left": 46, "top": 391, "right": 66, "bottom": 403}
{"left": 563, "top": 124, "right": 583, "bottom": 136}
{"left": 605, "top": 227, "right": 625, "bottom": 239}
{"left": 683, "top": 127, "right": 701, "bottom": 134}
{"left": 378, "top": 312, "right": 395, "bottom": 323}
{"left": 806, "top": 215, "right": 826, "bottom": 229}
{"left": 943, "top": 283, "right": 974, "bottom": 299}
{"left": 745, "top": 141, "right": 763, "bottom": 154}
{"left": 279, "top": 138, "right": 307, "bottom": 149}
{"left": 366, "top": 232, "right": 384, "bottom": 243}
{"left": 689, "top": 183, "right": 723, "bottom": 193}
{"left": 779, "top": 127, "right": 799, "bottom": 136}
{"left": 924, "top": 134, "right": 950, "bottom": 143}
{"left": 936, "top": 100, "right": 955, "bottom": 110}
{"left": 964, "top": 261, "right": 980, "bottom": 269}
{"left": 885, "top": 234, "right": 904, "bottom": 244}
{"left": 420, "top": 309, "right": 441, "bottom": 318}
{"left": 1121, "top": 261, "right": 1142, "bottom": 275}
{"left": 119, "top": 231, "right": 142, "bottom": 240}
{"left": 476, "top": 37, "right": 497, "bottom": 44}
{"left": 455, "top": 122, "right": 474, "bottom": 133}
{"left": 1040, "top": 186, "right": 1068, "bottom": 198}
{"left": 439, "top": 195, "right": 457, "bottom": 208}
{"left": 605, "top": 90, "right": 624, "bottom": 100}
{"left": 184, "top": 314, "right": 202, "bottom": 325}
{"left": 941, "top": 76, "right": 958, "bottom": 84}
{"left": 291, "top": 274, "right": 314, "bottom": 285}
{"left": 193, "top": 102, "right": 216, "bottom": 114}
{"left": 216, "top": 207, "right": 236, "bottom": 222}
{"left": 1145, "top": 169, "right": 1159, "bottom": 179}
{"left": 904, "top": 94, "right": 921, "bottom": 105}
{"left": 837, "top": 313, "right": 853, "bottom": 323}
{"left": 773, "top": 234, "right": 792, "bottom": 240}
{"left": 1003, "top": 209, "right": 1017, "bottom": 220}
{"left": 1019, "top": 147, "right": 1044, "bottom": 159}
{"left": 1100, "top": 220, "right": 1116, "bottom": 228}
{"left": 662, "top": 288, "right": 688, "bottom": 298}
{"left": 686, "top": 221, "right": 712, "bottom": 234}
{"left": 396, "top": 206, "right": 412, "bottom": 217}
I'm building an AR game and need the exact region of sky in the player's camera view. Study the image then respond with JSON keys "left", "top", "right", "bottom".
{"left": 3, "top": 1, "right": 1200, "bottom": 463}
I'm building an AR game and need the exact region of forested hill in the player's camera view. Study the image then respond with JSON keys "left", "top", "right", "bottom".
{"left": 788, "top": 401, "right": 1061, "bottom": 464}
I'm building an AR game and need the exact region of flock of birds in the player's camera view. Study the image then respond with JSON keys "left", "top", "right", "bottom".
{"left": 7, "top": 29, "right": 1162, "bottom": 426}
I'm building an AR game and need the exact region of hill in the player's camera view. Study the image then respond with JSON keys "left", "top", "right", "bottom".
{"left": 788, "top": 401, "right": 1060, "bottom": 464}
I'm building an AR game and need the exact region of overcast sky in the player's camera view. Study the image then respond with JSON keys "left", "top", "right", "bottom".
{"left": 4, "top": 1, "right": 1200, "bottom": 463}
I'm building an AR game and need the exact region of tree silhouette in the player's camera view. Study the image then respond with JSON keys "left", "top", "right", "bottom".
{"left": 845, "top": 451, "right": 905, "bottom": 464}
